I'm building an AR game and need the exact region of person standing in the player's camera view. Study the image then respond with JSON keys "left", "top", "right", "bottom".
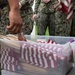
{"left": 33, "top": 0, "right": 55, "bottom": 35}
{"left": 33, "top": 0, "right": 72, "bottom": 36}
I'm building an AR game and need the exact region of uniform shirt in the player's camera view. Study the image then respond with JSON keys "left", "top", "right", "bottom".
{"left": 20, "top": 0, "right": 34, "bottom": 9}
{"left": 34, "top": 0, "right": 56, "bottom": 14}
{"left": 0, "top": 0, "right": 8, "bottom": 17}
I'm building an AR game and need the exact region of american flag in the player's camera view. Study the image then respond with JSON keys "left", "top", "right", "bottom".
{"left": 58, "top": 0, "right": 73, "bottom": 20}
{"left": 37, "top": 39, "right": 56, "bottom": 44}
{"left": 20, "top": 42, "right": 65, "bottom": 69}
{"left": 1, "top": 48, "right": 21, "bottom": 72}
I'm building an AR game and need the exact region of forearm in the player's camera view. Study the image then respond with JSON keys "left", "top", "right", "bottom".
{"left": 8, "top": 0, "right": 19, "bottom": 11}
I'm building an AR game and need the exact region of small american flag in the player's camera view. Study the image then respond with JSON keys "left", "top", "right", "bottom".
{"left": 1, "top": 48, "right": 21, "bottom": 72}
{"left": 58, "top": 0, "right": 73, "bottom": 20}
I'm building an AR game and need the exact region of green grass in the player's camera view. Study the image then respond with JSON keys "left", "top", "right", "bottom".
{"left": 45, "top": 27, "right": 49, "bottom": 36}
{"left": 35, "top": 25, "right": 49, "bottom": 36}
{"left": 35, "top": 25, "right": 38, "bottom": 35}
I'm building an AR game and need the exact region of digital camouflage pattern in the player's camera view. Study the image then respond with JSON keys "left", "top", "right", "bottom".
{"left": 35, "top": 0, "right": 55, "bottom": 35}
{"left": 0, "top": 0, "right": 8, "bottom": 34}
{"left": 54, "top": 11, "right": 72, "bottom": 36}
{"left": 0, "top": 0, "right": 34, "bottom": 35}
{"left": 0, "top": 0, "right": 7, "bottom": 18}
{"left": 0, "top": 7, "right": 8, "bottom": 34}
{"left": 70, "top": 0, "right": 75, "bottom": 36}
{"left": 19, "top": 0, "right": 34, "bottom": 35}
{"left": 34, "top": 0, "right": 72, "bottom": 36}
{"left": 73, "top": 0, "right": 75, "bottom": 10}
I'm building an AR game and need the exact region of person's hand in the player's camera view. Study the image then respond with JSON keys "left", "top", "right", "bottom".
{"left": 42, "top": 0, "right": 50, "bottom": 3}
{"left": 18, "top": 32, "right": 27, "bottom": 41}
{"left": 33, "top": 14, "right": 37, "bottom": 21}
{"left": 6, "top": 10, "right": 22, "bottom": 34}
{"left": 19, "top": 2, "right": 22, "bottom": 9}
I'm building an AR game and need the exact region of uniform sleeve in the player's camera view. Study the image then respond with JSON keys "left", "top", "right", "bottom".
{"left": 20, "top": 0, "right": 29, "bottom": 6}
{"left": 34, "top": 0, "right": 40, "bottom": 14}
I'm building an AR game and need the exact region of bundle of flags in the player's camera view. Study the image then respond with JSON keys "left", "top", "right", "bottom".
{"left": 1, "top": 48, "right": 21, "bottom": 72}
{"left": 20, "top": 42, "right": 64, "bottom": 69}
{"left": 1, "top": 38, "right": 58, "bottom": 71}
{"left": 58, "top": 0, "right": 73, "bottom": 20}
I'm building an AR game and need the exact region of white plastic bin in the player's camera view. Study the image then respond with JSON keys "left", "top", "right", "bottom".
{"left": 70, "top": 41, "right": 75, "bottom": 68}
{"left": 0, "top": 35, "right": 75, "bottom": 75}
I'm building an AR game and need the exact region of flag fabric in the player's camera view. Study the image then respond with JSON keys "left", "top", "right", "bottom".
{"left": 37, "top": 39, "right": 57, "bottom": 44}
{"left": 20, "top": 42, "right": 66, "bottom": 69}
{"left": 47, "top": 39, "right": 57, "bottom": 44}
{"left": 58, "top": 0, "right": 73, "bottom": 20}
{"left": 1, "top": 48, "right": 20, "bottom": 72}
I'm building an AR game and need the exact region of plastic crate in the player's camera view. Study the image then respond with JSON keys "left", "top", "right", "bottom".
{"left": 70, "top": 41, "right": 75, "bottom": 68}
{"left": 0, "top": 35, "right": 75, "bottom": 75}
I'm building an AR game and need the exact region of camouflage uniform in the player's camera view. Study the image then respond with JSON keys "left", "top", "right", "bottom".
{"left": 34, "top": 0, "right": 72, "bottom": 36}
{"left": 34, "top": 0, "right": 55, "bottom": 35}
{"left": 0, "top": 0, "right": 8, "bottom": 34}
{"left": 0, "top": 0, "right": 8, "bottom": 68}
{"left": 70, "top": 0, "right": 75, "bottom": 36}
{"left": 0, "top": 0, "right": 34, "bottom": 35}
{"left": 0, "top": 0, "right": 7, "bottom": 19}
